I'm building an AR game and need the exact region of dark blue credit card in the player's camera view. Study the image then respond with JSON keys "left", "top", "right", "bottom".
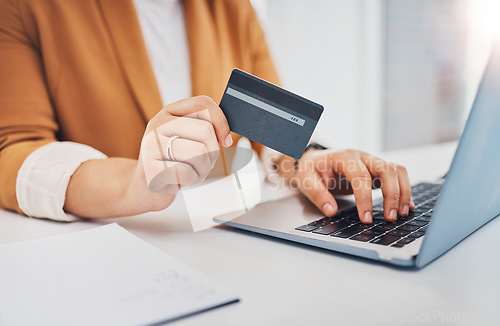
{"left": 219, "top": 69, "right": 323, "bottom": 159}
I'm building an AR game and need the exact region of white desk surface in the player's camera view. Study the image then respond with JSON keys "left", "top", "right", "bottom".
{"left": 1, "top": 141, "right": 499, "bottom": 326}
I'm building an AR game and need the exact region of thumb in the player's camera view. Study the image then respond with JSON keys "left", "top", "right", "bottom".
{"left": 300, "top": 170, "right": 338, "bottom": 217}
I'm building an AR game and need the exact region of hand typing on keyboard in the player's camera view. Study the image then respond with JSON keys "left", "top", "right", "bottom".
{"left": 276, "top": 149, "right": 415, "bottom": 224}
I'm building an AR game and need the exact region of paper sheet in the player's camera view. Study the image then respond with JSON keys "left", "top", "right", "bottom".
{"left": 0, "top": 224, "right": 238, "bottom": 326}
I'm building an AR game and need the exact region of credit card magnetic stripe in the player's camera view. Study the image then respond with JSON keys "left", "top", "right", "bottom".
{"left": 227, "top": 69, "right": 323, "bottom": 121}
{"left": 225, "top": 87, "right": 305, "bottom": 127}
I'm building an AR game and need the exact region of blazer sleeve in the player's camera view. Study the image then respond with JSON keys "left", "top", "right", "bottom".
{"left": 0, "top": 0, "right": 58, "bottom": 213}
{"left": 243, "top": 1, "right": 282, "bottom": 158}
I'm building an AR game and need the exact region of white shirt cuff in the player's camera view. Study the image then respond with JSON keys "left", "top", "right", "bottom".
{"left": 16, "top": 142, "right": 107, "bottom": 222}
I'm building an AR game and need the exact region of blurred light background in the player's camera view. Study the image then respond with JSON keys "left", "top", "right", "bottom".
{"left": 250, "top": 0, "right": 500, "bottom": 152}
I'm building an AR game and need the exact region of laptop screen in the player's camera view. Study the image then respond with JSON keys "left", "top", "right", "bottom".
{"left": 416, "top": 37, "right": 500, "bottom": 267}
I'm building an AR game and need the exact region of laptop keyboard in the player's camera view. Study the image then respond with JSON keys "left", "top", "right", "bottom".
{"left": 295, "top": 183, "right": 442, "bottom": 248}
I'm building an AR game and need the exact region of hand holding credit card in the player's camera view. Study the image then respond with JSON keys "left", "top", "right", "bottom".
{"left": 219, "top": 69, "right": 323, "bottom": 159}
{"left": 218, "top": 69, "right": 414, "bottom": 225}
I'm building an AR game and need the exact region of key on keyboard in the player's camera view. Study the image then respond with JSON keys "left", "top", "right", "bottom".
{"left": 294, "top": 182, "right": 442, "bottom": 247}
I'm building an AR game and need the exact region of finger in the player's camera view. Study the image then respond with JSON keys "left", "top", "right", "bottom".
{"left": 396, "top": 164, "right": 414, "bottom": 214}
{"left": 169, "top": 138, "right": 211, "bottom": 183}
{"left": 143, "top": 129, "right": 210, "bottom": 185}
{"left": 299, "top": 169, "right": 338, "bottom": 217}
{"left": 155, "top": 117, "right": 219, "bottom": 167}
{"left": 162, "top": 96, "right": 232, "bottom": 147}
{"left": 311, "top": 158, "right": 336, "bottom": 190}
{"left": 146, "top": 160, "right": 198, "bottom": 193}
{"left": 362, "top": 155, "right": 400, "bottom": 221}
{"left": 379, "top": 163, "right": 400, "bottom": 221}
{"left": 181, "top": 107, "right": 219, "bottom": 149}
{"left": 338, "top": 158, "right": 373, "bottom": 223}
{"left": 319, "top": 169, "right": 334, "bottom": 189}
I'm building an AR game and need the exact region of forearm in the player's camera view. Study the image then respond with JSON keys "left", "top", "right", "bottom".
{"left": 64, "top": 158, "right": 174, "bottom": 218}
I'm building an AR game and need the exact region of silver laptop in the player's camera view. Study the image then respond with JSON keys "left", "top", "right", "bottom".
{"left": 215, "top": 41, "right": 500, "bottom": 268}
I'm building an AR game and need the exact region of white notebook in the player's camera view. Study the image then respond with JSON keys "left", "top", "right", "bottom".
{"left": 0, "top": 223, "right": 238, "bottom": 326}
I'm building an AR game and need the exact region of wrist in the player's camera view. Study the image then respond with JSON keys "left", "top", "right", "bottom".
{"left": 128, "top": 160, "right": 176, "bottom": 213}
{"left": 277, "top": 143, "right": 328, "bottom": 176}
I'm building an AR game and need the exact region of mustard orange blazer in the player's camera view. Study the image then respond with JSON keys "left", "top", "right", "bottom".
{"left": 0, "top": 0, "right": 280, "bottom": 214}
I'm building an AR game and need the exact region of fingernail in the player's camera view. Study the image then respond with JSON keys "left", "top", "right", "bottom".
{"left": 389, "top": 208, "right": 397, "bottom": 220}
{"left": 403, "top": 205, "right": 409, "bottom": 215}
{"left": 363, "top": 211, "right": 372, "bottom": 223}
{"left": 322, "top": 203, "right": 335, "bottom": 216}
{"left": 224, "top": 134, "right": 233, "bottom": 147}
